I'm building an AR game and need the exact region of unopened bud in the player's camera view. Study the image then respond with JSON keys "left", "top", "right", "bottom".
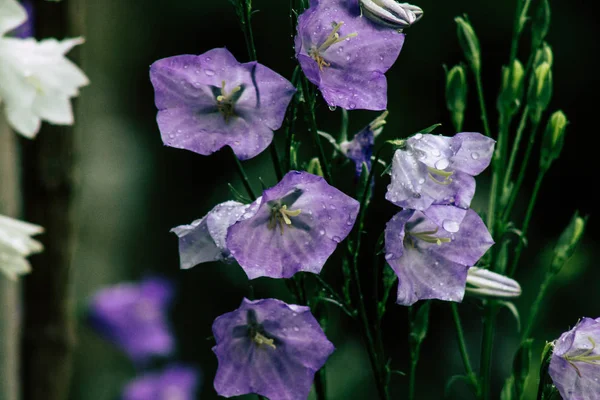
{"left": 533, "top": 42, "right": 553, "bottom": 68}
{"left": 551, "top": 212, "right": 587, "bottom": 273}
{"left": 531, "top": 0, "right": 551, "bottom": 49}
{"left": 527, "top": 62, "right": 553, "bottom": 121}
{"left": 497, "top": 59, "right": 525, "bottom": 116}
{"left": 455, "top": 16, "right": 481, "bottom": 72}
{"left": 465, "top": 267, "right": 522, "bottom": 298}
{"left": 540, "top": 110, "right": 567, "bottom": 170}
{"left": 445, "top": 64, "right": 467, "bottom": 131}
{"left": 360, "top": 0, "right": 423, "bottom": 30}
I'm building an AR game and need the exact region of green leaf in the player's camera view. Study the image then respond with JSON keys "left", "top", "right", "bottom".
{"left": 501, "top": 375, "right": 515, "bottom": 400}
{"left": 409, "top": 301, "right": 431, "bottom": 348}
{"left": 378, "top": 264, "right": 397, "bottom": 319}
{"left": 513, "top": 338, "right": 534, "bottom": 399}
{"left": 418, "top": 123, "right": 443, "bottom": 134}
{"left": 228, "top": 183, "right": 252, "bottom": 204}
{"left": 498, "top": 301, "right": 521, "bottom": 332}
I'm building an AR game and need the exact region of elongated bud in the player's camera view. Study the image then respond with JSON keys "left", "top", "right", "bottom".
{"left": 531, "top": 0, "right": 551, "bottom": 49}
{"left": 465, "top": 267, "right": 522, "bottom": 298}
{"left": 540, "top": 110, "right": 567, "bottom": 170}
{"left": 445, "top": 64, "right": 467, "bottom": 131}
{"left": 497, "top": 59, "right": 525, "bottom": 116}
{"left": 307, "top": 157, "right": 324, "bottom": 177}
{"left": 533, "top": 42, "right": 553, "bottom": 68}
{"left": 550, "top": 212, "right": 587, "bottom": 273}
{"left": 455, "top": 16, "right": 481, "bottom": 72}
{"left": 360, "top": 0, "right": 424, "bottom": 30}
{"left": 527, "top": 62, "right": 553, "bottom": 122}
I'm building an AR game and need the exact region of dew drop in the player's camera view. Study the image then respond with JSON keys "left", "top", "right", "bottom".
{"left": 418, "top": 178, "right": 425, "bottom": 184}
{"left": 346, "top": 55, "right": 351, "bottom": 61}
{"left": 330, "top": 205, "right": 337, "bottom": 210}
{"left": 328, "top": 105, "right": 337, "bottom": 111}
{"left": 293, "top": 327, "right": 300, "bottom": 332}
{"left": 332, "top": 236, "right": 342, "bottom": 243}
{"left": 414, "top": 133, "right": 423, "bottom": 140}
{"left": 204, "top": 69, "right": 215, "bottom": 76}
{"left": 319, "top": 230, "right": 326, "bottom": 236}
{"left": 205, "top": 57, "right": 212, "bottom": 61}
{"left": 385, "top": 253, "right": 394, "bottom": 260}
{"left": 471, "top": 152, "right": 480, "bottom": 160}
{"left": 432, "top": 149, "right": 441, "bottom": 157}
{"left": 442, "top": 220, "right": 460, "bottom": 233}
{"left": 348, "top": 102, "right": 356, "bottom": 110}
{"left": 435, "top": 158, "right": 449, "bottom": 170}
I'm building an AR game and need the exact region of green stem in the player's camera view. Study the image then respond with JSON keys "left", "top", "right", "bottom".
{"left": 408, "top": 357, "right": 418, "bottom": 400}
{"left": 241, "top": 0, "right": 257, "bottom": 61}
{"left": 232, "top": 149, "right": 257, "bottom": 200}
{"left": 270, "top": 142, "right": 283, "bottom": 181}
{"left": 284, "top": 67, "right": 301, "bottom": 172}
{"left": 509, "top": 0, "right": 533, "bottom": 64}
{"left": 340, "top": 109, "right": 349, "bottom": 143}
{"left": 502, "top": 106, "right": 529, "bottom": 193}
{"left": 450, "top": 304, "right": 477, "bottom": 387}
{"left": 521, "top": 267, "right": 553, "bottom": 341}
{"left": 474, "top": 72, "right": 492, "bottom": 138}
{"left": 487, "top": 114, "right": 509, "bottom": 238}
{"left": 315, "top": 369, "right": 327, "bottom": 400}
{"left": 479, "top": 303, "right": 497, "bottom": 400}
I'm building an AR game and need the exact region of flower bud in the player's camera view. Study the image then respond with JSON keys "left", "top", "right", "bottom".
{"left": 540, "top": 110, "right": 567, "bottom": 170}
{"left": 455, "top": 16, "right": 481, "bottom": 72}
{"left": 533, "top": 42, "right": 553, "bottom": 68}
{"left": 497, "top": 59, "right": 525, "bottom": 116}
{"left": 527, "top": 62, "right": 553, "bottom": 121}
{"left": 531, "top": 0, "right": 551, "bottom": 49}
{"left": 444, "top": 64, "right": 467, "bottom": 131}
{"left": 360, "top": 0, "right": 424, "bottom": 30}
{"left": 550, "top": 212, "right": 587, "bottom": 273}
{"left": 465, "top": 267, "right": 522, "bottom": 299}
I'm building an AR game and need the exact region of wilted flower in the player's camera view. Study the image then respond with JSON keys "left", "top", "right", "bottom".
{"left": 384, "top": 205, "right": 493, "bottom": 306}
{"left": 385, "top": 132, "right": 494, "bottom": 211}
{"left": 122, "top": 364, "right": 201, "bottom": 400}
{"left": 0, "top": 0, "right": 89, "bottom": 138}
{"left": 359, "top": 0, "right": 423, "bottom": 30}
{"left": 88, "top": 277, "right": 174, "bottom": 363}
{"left": 150, "top": 48, "right": 295, "bottom": 160}
{"left": 171, "top": 201, "right": 249, "bottom": 269}
{"left": 549, "top": 317, "right": 600, "bottom": 400}
{"left": 212, "top": 298, "right": 335, "bottom": 400}
{"left": 0, "top": 214, "right": 43, "bottom": 280}
{"left": 340, "top": 110, "right": 387, "bottom": 177}
{"left": 226, "top": 171, "right": 359, "bottom": 279}
{"left": 295, "top": 0, "right": 405, "bottom": 110}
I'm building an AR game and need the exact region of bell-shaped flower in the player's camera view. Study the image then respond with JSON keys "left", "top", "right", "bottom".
{"left": 226, "top": 171, "right": 360, "bottom": 279}
{"left": 88, "top": 277, "right": 174, "bottom": 363}
{"left": 171, "top": 201, "right": 249, "bottom": 269}
{"left": 0, "top": 0, "right": 89, "bottom": 138}
{"left": 341, "top": 110, "right": 387, "bottom": 177}
{"left": 549, "top": 317, "right": 600, "bottom": 400}
{"left": 212, "top": 298, "right": 334, "bottom": 400}
{"left": 384, "top": 205, "right": 493, "bottom": 306}
{"left": 122, "top": 364, "right": 201, "bottom": 400}
{"left": 150, "top": 48, "right": 296, "bottom": 160}
{"left": 386, "top": 132, "right": 494, "bottom": 211}
{"left": 0, "top": 214, "right": 43, "bottom": 280}
{"left": 295, "top": 0, "right": 405, "bottom": 110}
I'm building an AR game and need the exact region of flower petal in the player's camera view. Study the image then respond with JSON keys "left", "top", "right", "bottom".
{"left": 0, "top": 0, "right": 27, "bottom": 36}
{"left": 450, "top": 132, "right": 495, "bottom": 175}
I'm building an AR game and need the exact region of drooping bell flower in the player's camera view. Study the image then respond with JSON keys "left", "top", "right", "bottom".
{"left": 340, "top": 110, "right": 387, "bottom": 177}
{"left": 122, "top": 364, "right": 201, "bottom": 400}
{"left": 88, "top": 277, "right": 174, "bottom": 363}
{"left": 212, "top": 298, "right": 334, "bottom": 400}
{"left": 385, "top": 132, "right": 494, "bottom": 211}
{"left": 150, "top": 48, "right": 296, "bottom": 160}
{"left": 226, "top": 171, "right": 359, "bottom": 279}
{"left": 384, "top": 205, "right": 493, "bottom": 306}
{"left": 295, "top": 0, "right": 405, "bottom": 110}
{"left": 171, "top": 201, "right": 249, "bottom": 269}
{"left": 549, "top": 317, "right": 600, "bottom": 400}
{"left": 0, "top": 214, "right": 43, "bottom": 280}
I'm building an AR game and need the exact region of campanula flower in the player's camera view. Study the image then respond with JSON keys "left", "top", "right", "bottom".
{"left": 384, "top": 205, "right": 493, "bottom": 306}
{"left": 0, "top": 214, "right": 43, "bottom": 280}
{"left": 171, "top": 201, "right": 249, "bottom": 269}
{"left": 0, "top": 0, "right": 89, "bottom": 138}
{"left": 549, "top": 317, "right": 600, "bottom": 400}
{"left": 386, "top": 132, "right": 494, "bottom": 211}
{"left": 212, "top": 298, "right": 334, "bottom": 400}
{"left": 122, "top": 364, "right": 201, "bottom": 400}
{"left": 295, "top": 0, "right": 405, "bottom": 110}
{"left": 226, "top": 171, "right": 359, "bottom": 279}
{"left": 341, "top": 111, "right": 387, "bottom": 177}
{"left": 359, "top": 1, "right": 423, "bottom": 30}
{"left": 150, "top": 48, "right": 296, "bottom": 160}
{"left": 88, "top": 277, "right": 174, "bottom": 363}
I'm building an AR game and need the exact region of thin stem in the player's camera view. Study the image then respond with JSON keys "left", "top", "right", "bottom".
{"left": 450, "top": 304, "right": 477, "bottom": 384}
{"left": 340, "top": 109, "right": 349, "bottom": 142}
{"left": 240, "top": 0, "right": 257, "bottom": 61}
{"left": 284, "top": 67, "right": 301, "bottom": 172}
{"left": 408, "top": 357, "right": 418, "bottom": 400}
{"left": 502, "top": 106, "right": 529, "bottom": 193}
{"left": 313, "top": 275, "right": 355, "bottom": 318}
{"left": 509, "top": 0, "right": 533, "bottom": 64}
{"left": 301, "top": 77, "right": 332, "bottom": 182}
{"left": 474, "top": 72, "right": 492, "bottom": 138}
{"left": 270, "top": 143, "right": 283, "bottom": 181}
{"left": 232, "top": 149, "right": 257, "bottom": 200}
{"left": 521, "top": 268, "right": 553, "bottom": 341}
{"left": 315, "top": 369, "right": 327, "bottom": 400}
{"left": 479, "top": 303, "right": 497, "bottom": 400}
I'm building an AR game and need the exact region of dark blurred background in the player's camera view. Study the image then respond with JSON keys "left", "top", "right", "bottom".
{"left": 44, "top": 0, "right": 599, "bottom": 398}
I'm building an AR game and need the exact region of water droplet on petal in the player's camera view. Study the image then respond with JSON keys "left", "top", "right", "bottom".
{"left": 471, "top": 152, "right": 480, "bottom": 160}
{"left": 435, "top": 158, "right": 449, "bottom": 170}
{"left": 328, "top": 105, "right": 337, "bottom": 111}
{"left": 204, "top": 69, "right": 215, "bottom": 76}
{"left": 432, "top": 149, "right": 441, "bottom": 157}
{"left": 442, "top": 220, "right": 460, "bottom": 233}
{"left": 319, "top": 230, "right": 325, "bottom": 236}
{"left": 293, "top": 326, "right": 300, "bottom": 332}
{"left": 418, "top": 178, "right": 425, "bottom": 184}
{"left": 414, "top": 133, "right": 423, "bottom": 140}
{"left": 385, "top": 253, "right": 394, "bottom": 260}
{"left": 332, "top": 236, "right": 341, "bottom": 243}
{"left": 348, "top": 102, "right": 356, "bottom": 109}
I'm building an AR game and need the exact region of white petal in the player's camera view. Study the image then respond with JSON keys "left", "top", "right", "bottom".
{"left": 0, "top": 0, "right": 27, "bottom": 36}
{"left": 4, "top": 104, "right": 40, "bottom": 138}
{"left": 33, "top": 94, "right": 74, "bottom": 125}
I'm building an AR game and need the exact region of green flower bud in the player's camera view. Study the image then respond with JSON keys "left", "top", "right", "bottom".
{"left": 551, "top": 212, "right": 587, "bottom": 273}
{"left": 531, "top": 0, "right": 551, "bottom": 49}
{"left": 445, "top": 64, "right": 467, "bottom": 131}
{"left": 497, "top": 59, "right": 525, "bottom": 116}
{"left": 533, "top": 42, "right": 553, "bottom": 68}
{"left": 540, "top": 110, "right": 567, "bottom": 170}
{"left": 307, "top": 157, "right": 324, "bottom": 177}
{"left": 527, "top": 62, "right": 553, "bottom": 121}
{"left": 455, "top": 16, "right": 481, "bottom": 72}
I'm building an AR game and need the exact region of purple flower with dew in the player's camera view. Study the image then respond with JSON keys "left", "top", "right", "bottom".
{"left": 226, "top": 171, "right": 360, "bottom": 279}
{"left": 88, "top": 277, "right": 174, "bottom": 363}
{"left": 341, "top": 110, "right": 387, "bottom": 177}
{"left": 212, "top": 298, "right": 335, "bottom": 400}
{"left": 171, "top": 201, "right": 249, "bottom": 269}
{"left": 150, "top": 48, "right": 296, "bottom": 160}
{"left": 384, "top": 205, "right": 493, "bottom": 306}
{"left": 122, "top": 364, "right": 201, "bottom": 400}
{"left": 295, "top": 0, "right": 405, "bottom": 110}
{"left": 549, "top": 317, "right": 600, "bottom": 400}
{"left": 386, "top": 132, "right": 494, "bottom": 211}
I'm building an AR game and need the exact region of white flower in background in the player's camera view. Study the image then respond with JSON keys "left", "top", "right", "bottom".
{"left": 0, "top": 0, "right": 89, "bottom": 138}
{"left": 0, "top": 214, "right": 44, "bottom": 280}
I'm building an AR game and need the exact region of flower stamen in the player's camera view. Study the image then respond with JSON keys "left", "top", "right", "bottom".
{"left": 309, "top": 21, "right": 358, "bottom": 71}
{"left": 407, "top": 227, "right": 452, "bottom": 246}
{"left": 268, "top": 204, "right": 302, "bottom": 235}
{"left": 427, "top": 167, "right": 454, "bottom": 186}
{"left": 216, "top": 80, "right": 243, "bottom": 122}
{"left": 252, "top": 331, "right": 276, "bottom": 349}
{"left": 564, "top": 336, "right": 600, "bottom": 376}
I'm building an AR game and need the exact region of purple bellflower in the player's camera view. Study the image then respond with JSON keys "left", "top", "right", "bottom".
{"left": 171, "top": 201, "right": 249, "bottom": 269}
{"left": 88, "top": 277, "right": 174, "bottom": 363}
{"left": 384, "top": 205, "right": 493, "bottom": 306}
{"left": 9, "top": 0, "right": 34, "bottom": 39}
{"left": 386, "top": 132, "right": 494, "bottom": 211}
{"left": 212, "top": 298, "right": 335, "bottom": 400}
{"left": 341, "top": 110, "right": 387, "bottom": 177}
{"left": 549, "top": 317, "right": 600, "bottom": 400}
{"left": 122, "top": 364, "right": 201, "bottom": 400}
{"left": 295, "top": 0, "right": 405, "bottom": 110}
{"left": 150, "top": 48, "right": 296, "bottom": 160}
{"left": 226, "top": 171, "right": 360, "bottom": 279}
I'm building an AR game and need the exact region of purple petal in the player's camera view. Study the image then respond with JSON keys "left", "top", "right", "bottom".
{"left": 122, "top": 364, "right": 200, "bottom": 400}
{"left": 227, "top": 171, "right": 359, "bottom": 279}
{"left": 341, "top": 123, "right": 375, "bottom": 177}
{"left": 450, "top": 132, "right": 495, "bottom": 175}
